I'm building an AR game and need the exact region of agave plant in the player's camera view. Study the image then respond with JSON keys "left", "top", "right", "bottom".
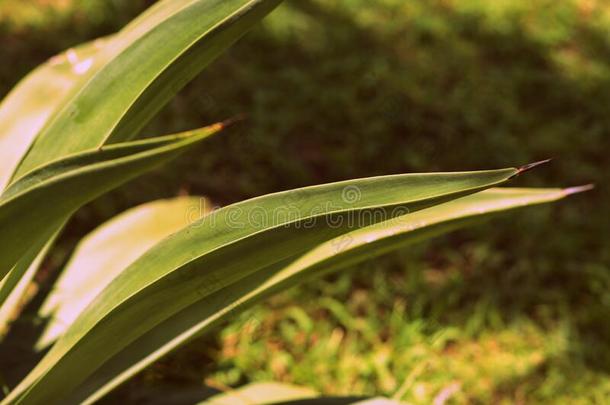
{"left": 0, "top": 0, "right": 591, "bottom": 403}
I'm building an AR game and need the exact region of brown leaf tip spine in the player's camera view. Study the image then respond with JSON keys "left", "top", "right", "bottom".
{"left": 517, "top": 158, "right": 553, "bottom": 175}
{"left": 219, "top": 113, "right": 248, "bottom": 129}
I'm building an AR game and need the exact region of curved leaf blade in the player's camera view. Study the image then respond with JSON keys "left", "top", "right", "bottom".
{"left": 200, "top": 382, "right": 318, "bottom": 405}
{"left": 69, "top": 187, "right": 577, "bottom": 404}
{"left": 0, "top": 124, "right": 221, "bottom": 278}
{"left": 13, "top": 0, "right": 283, "bottom": 179}
{"left": 0, "top": 240, "right": 54, "bottom": 338}
{"left": 5, "top": 167, "right": 520, "bottom": 403}
{"left": 36, "top": 196, "right": 213, "bottom": 349}
{"left": 0, "top": 38, "right": 109, "bottom": 191}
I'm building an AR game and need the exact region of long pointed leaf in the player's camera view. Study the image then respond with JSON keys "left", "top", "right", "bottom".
{"left": 5, "top": 167, "right": 521, "bottom": 403}
{"left": 36, "top": 197, "right": 213, "bottom": 349}
{"left": 0, "top": 240, "right": 55, "bottom": 338}
{"left": 0, "top": 38, "right": 109, "bottom": 191}
{"left": 0, "top": 124, "right": 222, "bottom": 279}
{"left": 68, "top": 187, "right": 580, "bottom": 403}
{"left": 13, "top": 0, "right": 283, "bottom": 179}
{"left": 200, "top": 382, "right": 318, "bottom": 404}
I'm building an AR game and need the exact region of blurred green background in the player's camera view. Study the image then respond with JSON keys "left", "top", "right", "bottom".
{"left": 1, "top": 0, "right": 609, "bottom": 403}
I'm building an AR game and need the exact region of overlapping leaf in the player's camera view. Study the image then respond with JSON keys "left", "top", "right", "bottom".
{"left": 0, "top": 125, "right": 221, "bottom": 279}
{"left": 37, "top": 197, "right": 213, "bottom": 349}
{"left": 0, "top": 38, "right": 110, "bottom": 191}
{"left": 12, "top": 0, "right": 283, "bottom": 179}
{"left": 0, "top": 38, "right": 119, "bottom": 330}
{"left": 60, "top": 186, "right": 588, "bottom": 404}
{"left": 5, "top": 167, "right": 525, "bottom": 403}
{"left": 0, "top": 1, "right": 590, "bottom": 404}
{"left": 0, "top": 240, "right": 54, "bottom": 336}
{"left": 0, "top": 0, "right": 282, "bottom": 331}
{"left": 198, "top": 381, "right": 390, "bottom": 404}
{"left": 200, "top": 382, "right": 319, "bottom": 404}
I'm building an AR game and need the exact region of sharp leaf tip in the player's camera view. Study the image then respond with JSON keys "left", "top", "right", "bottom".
{"left": 219, "top": 113, "right": 247, "bottom": 129}
{"left": 564, "top": 184, "right": 595, "bottom": 196}
{"left": 517, "top": 158, "right": 553, "bottom": 175}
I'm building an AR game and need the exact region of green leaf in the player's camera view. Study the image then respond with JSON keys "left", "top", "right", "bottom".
{"left": 69, "top": 186, "right": 580, "bottom": 404}
{"left": 36, "top": 196, "right": 213, "bottom": 349}
{"left": 0, "top": 38, "right": 109, "bottom": 191}
{"left": 352, "top": 400, "right": 403, "bottom": 405}
{"left": 200, "top": 382, "right": 318, "bottom": 405}
{"left": 196, "top": 381, "right": 388, "bottom": 404}
{"left": 4, "top": 166, "right": 521, "bottom": 403}
{"left": 0, "top": 239, "right": 54, "bottom": 338}
{"left": 0, "top": 124, "right": 222, "bottom": 279}
{"left": 0, "top": 0, "right": 282, "bottom": 323}
{"left": 12, "top": 0, "right": 283, "bottom": 180}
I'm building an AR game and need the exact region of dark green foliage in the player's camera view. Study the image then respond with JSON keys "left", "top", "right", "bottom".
{"left": 0, "top": 0, "right": 607, "bottom": 402}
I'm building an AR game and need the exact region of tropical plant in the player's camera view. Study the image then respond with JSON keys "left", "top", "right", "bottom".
{"left": 0, "top": 0, "right": 591, "bottom": 403}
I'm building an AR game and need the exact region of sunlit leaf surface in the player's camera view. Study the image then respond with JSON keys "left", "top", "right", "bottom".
{"left": 0, "top": 38, "right": 109, "bottom": 191}
{"left": 69, "top": 187, "right": 584, "bottom": 404}
{"left": 12, "top": 0, "right": 283, "bottom": 179}
{"left": 0, "top": 124, "right": 221, "bottom": 279}
{"left": 37, "top": 196, "right": 213, "bottom": 349}
{"left": 4, "top": 166, "right": 525, "bottom": 403}
{"left": 200, "top": 382, "right": 318, "bottom": 404}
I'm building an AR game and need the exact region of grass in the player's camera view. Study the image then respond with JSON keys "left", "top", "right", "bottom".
{"left": 209, "top": 248, "right": 610, "bottom": 404}
{"left": 1, "top": 0, "right": 609, "bottom": 403}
